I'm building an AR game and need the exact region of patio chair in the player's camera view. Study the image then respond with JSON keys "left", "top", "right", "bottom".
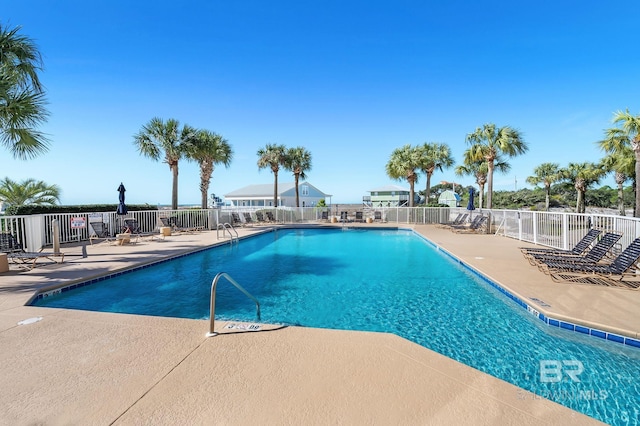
{"left": 321, "top": 211, "right": 329, "bottom": 221}
{"left": 2, "top": 233, "right": 64, "bottom": 270}
{"left": 159, "top": 216, "right": 203, "bottom": 234}
{"left": 89, "top": 222, "right": 111, "bottom": 244}
{"left": 438, "top": 213, "right": 468, "bottom": 229}
{"left": 255, "top": 212, "right": 266, "bottom": 223}
{"left": 122, "top": 218, "right": 142, "bottom": 234}
{"left": 243, "top": 212, "right": 255, "bottom": 226}
{"left": 231, "top": 212, "right": 244, "bottom": 227}
{"left": 355, "top": 211, "right": 364, "bottom": 222}
{"left": 340, "top": 211, "right": 349, "bottom": 222}
{"left": 158, "top": 217, "right": 170, "bottom": 228}
{"left": 1, "top": 232, "right": 24, "bottom": 253}
{"left": 520, "top": 228, "right": 601, "bottom": 259}
{"left": 542, "top": 238, "right": 640, "bottom": 289}
{"left": 374, "top": 211, "right": 383, "bottom": 222}
{"left": 265, "top": 211, "right": 276, "bottom": 222}
{"left": 450, "top": 215, "right": 487, "bottom": 233}
{"left": 528, "top": 232, "right": 621, "bottom": 269}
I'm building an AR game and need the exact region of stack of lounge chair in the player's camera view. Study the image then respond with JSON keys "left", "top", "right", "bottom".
{"left": 524, "top": 231, "right": 621, "bottom": 270}
{"left": 522, "top": 229, "right": 640, "bottom": 289}
{"left": 541, "top": 238, "right": 640, "bottom": 289}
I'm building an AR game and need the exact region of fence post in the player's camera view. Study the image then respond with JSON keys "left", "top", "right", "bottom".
{"left": 562, "top": 213, "right": 569, "bottom": 250}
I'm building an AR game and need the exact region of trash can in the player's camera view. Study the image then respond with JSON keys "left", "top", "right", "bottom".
{"left": 160, "top": 226, "right": 172, "bottom": 237}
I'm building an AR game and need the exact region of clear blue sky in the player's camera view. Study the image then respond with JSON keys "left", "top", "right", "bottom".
{"left": 4, "top": 1, "right": 639, "bottom": 205}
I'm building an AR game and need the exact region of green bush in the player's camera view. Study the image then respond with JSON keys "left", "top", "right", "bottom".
{"left": 5, "top": 204, "right": 157, "bottom": 216}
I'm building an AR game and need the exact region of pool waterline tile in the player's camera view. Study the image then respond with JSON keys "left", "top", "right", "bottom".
{"left": 412, "top": 230, "right": 639, "bottom": 350}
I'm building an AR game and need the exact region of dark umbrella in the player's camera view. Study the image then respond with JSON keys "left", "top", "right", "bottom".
{"left": 467, "top": 187, "right": 476, "bottom": 211}
{"left": 467, "top": 187, "right": 475, "bottom": 220}
{"left": 116, "top": 183, "right": 127, "bottom": 215}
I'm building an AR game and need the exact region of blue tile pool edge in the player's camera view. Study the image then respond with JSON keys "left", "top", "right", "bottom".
{"left": 411, "top": 229, "right": 640, "bottom": 351}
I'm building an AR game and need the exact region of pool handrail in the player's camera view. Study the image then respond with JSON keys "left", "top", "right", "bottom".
{"left": 216, "top": 222, "right": 239, "bottom": 243}
{"left": 207, "top": 272, "right": 261, "bottom": 337}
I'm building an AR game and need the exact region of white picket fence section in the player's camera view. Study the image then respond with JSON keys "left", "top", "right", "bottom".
{"left": 2, "top": 206, "right": 639, "bottom": 254}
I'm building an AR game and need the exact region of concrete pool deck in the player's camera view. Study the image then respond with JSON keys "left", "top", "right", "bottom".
{"left": 2, "top": 223, "right": 633, "bottom": 425}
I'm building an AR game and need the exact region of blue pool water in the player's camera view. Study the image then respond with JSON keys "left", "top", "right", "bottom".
{"left": 33, "top": 228, "right": 639, "bottom": 425}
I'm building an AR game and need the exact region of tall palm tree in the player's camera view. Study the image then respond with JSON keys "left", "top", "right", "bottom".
{"left": 455, "top": 146, "right": 510, "bottom": 209}
{"left": 600, "top": 150, "right": 634, "bottom": 216}
{"left": 465, "top": 123, "right": 527, "bottom": 209}
{"left": 0, "top": 24, "right": 50, "bottom": 159}
{"left": 526, "top": 163, "right": 561, "bottom": 211}
{"left": 184, "top": 129, "right": 233, "bottom": 209}
{"left": 0, "top": 177, "right": 60, "bottom": 207}
{"left": 418, "top": 142, "right": 454, "bottom": 204}
{"left": 560, "top": 162, "right": 605, "bottom": 213}
{"left": 600, "top": 111, "right": 640, "bottom": 217}
{"left": 385, "top": 144, "right": 420, "bottom": 207}
{"left": 257, "top": 143, "right": 287, "bottom": 207}
{"left": 133, "top": 117, "right": 194, "bottom": 210}
{"left": 284, "top": 146, "right": 312, "bottom": 207}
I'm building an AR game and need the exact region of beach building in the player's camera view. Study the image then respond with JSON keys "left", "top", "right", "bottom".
{"left": 438, "top": 190, "right": 461, "bottom": 207}
{"left": 363, "top": 185, "right": 411, "bottom": 207}
{"left": 224, "top": 182, "right": 331, "bottom": 207}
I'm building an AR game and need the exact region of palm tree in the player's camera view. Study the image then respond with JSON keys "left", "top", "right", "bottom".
{"left": 0, "top": 177, "right": 60, "bottom": 207}
{"left": 455, "top": 146, "right": 510, "bottom": 209}
{"left": 257, "top": 143, "right": 287, "bottom": 207}
{"left": 284, "top": 146, "right": 312, "bottom": 207}
{"left": 418, "top": 142, "right": 454, "bottom": 204}
{"left": 600, "top": 111, "right": 640, "bottom": 217}
{"left": 385, "top": 144, "right": 420, "bottom": 207}
{"left": 465, "top": 123, "right": 527, "bottom": 209}
{"left": 133, "top": 118, "right": 194, "bottom": 210}
{"left": 600, "top": 150, "right": 633, "bottom": 215}
{"left": 526, "top": 163, "right": 561, "bottom": 211}
{"left": 184, "top": 129, "right": 233, "bottom": 209}
{"left": 560, "top": 162, "right": 605, "bottom": 213}
{"left": 0, "top": 24, "right": 50, "bottom": 159}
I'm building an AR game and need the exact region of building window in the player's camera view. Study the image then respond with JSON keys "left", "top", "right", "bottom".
{"left": 302, "top": 185, "right": 309, "bottom": 196}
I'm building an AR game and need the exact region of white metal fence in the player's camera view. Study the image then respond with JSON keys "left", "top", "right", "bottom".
{"left": 2, "top": 206, "right": 639, "bottom": 253}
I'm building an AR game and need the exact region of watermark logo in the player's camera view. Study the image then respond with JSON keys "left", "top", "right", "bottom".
{"left": 539, "top": 360, "right": 584, "bottom": 383}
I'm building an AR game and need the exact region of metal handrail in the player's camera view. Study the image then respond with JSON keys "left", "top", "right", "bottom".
{"left": 216, "top": 222, "right": 238, "bottom": 243}
{"left": 207, "top": 272, "right": 261, "bottom": 337}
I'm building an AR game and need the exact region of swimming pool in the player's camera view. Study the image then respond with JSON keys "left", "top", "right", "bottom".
{"left": 32, "top": 228, "right": 640, "bottom": 425}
